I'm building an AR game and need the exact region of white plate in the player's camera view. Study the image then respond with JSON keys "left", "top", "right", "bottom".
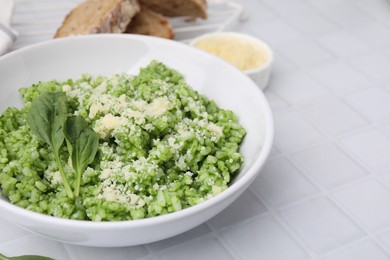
{"left": 0, "top": 34, "right": 273, "bottom": 247}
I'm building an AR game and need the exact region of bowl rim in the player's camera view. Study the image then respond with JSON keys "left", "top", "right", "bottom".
{"left": 189, "top": 31, "right": 274, "bottom": 75}
{"left": 0, "top": 34, "right": 274, "bottom": 229}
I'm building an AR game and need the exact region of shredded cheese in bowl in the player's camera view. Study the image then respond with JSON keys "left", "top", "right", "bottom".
{"left": 192, "top": 33, "right": 271, "bottom": 72}
{"left": 191, "top": 32, "right": 274, "bottom": 90}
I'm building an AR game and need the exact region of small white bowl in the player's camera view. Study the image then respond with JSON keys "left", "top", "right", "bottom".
{"left": 0, "top": 35, "right": 274, "bottom": 247}
{"left": 190, "top": 32, "right": 274, "bottom": 90}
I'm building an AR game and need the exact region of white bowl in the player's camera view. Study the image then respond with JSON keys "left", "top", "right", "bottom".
{"left": 189, "top": 32, "right": 274, "bottom": 90}
{"left": 0, "top": 34, "right": 273, "bottom": 247}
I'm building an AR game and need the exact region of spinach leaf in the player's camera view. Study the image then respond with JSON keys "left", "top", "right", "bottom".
{"left": 0, "top": 253, "right": 53, "bottom": 260}
{"left": 27, "top": 92, "right": 74, "bottom": 199}
{"left": 64, "top": 115, "right": 99, "bottom": 197}
{"left": 27, "top": 92, "right": 67, "bottom": 154}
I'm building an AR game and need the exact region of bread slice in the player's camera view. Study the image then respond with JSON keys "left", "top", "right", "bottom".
{"left": 125, "top": 5, "right": 174, "bottom": 39}
{"left": 54, "top": 0, "right": 140, "bottom": 38}
{"left": 139, "top": 0, "right": 207, "bottom": 19}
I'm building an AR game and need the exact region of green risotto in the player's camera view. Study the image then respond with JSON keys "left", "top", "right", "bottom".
{"left": 0, "top": 61, "right": 246, "bottom": 221}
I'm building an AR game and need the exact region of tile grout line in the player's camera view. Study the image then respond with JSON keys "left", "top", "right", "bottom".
{"left": 303, "top": 0, "right": 373, "bottom": 31}
{"left": 60, "top": 244, "right": 76, "bottom": 260}
{"left": 248, "top": 187, "right": 316, "bottom": 258}
{"left": 328, "top": 194, "right": 390, "bottom": 256}
{"left": 280, "top": 151, "right": 390, "bottom": 256}
{"left": 251, "top": 139, "right": 390, "bottom": 256}
{"left": 319, "top": 236, "right": 389, "bottom": 259}
{"left": 271, "top": 96, "right": 390, "bottom": 175}
{"left": 144, "top": 242, "right": 159, "bottom": 259}
{"left": 253, "top": 181, "right": 371, "bottom": 258}
{"left": 203, "top": 222, "right": 242, "bottom": 260}
{"left": 352, "top": 0, "right": 390, "bottom": 32}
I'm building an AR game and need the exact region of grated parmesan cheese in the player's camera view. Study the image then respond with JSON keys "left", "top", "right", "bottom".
{"left": 194, "top": 35, "right": 269, "bottom": 71}
{"left": 51, "top": 171, "right": 62, "bottom": 184}
{"left": 207, "top": 123, "right": 223, "bottom": 136}
{"left": 94, "top": 114, "right": 123, "bottom": 138}
{"left": 97, "top": 185, "right": 128, "bottom": 203}
{"left": 132, "top": 97, "right": 171, "bottom": 117}
{"left": 62, "top": 85, "right": 72, "bottom": 92}
{"left": 101, "top": 114, "right": 121, "bottom": 129}
{"left": 100, "top": 169, "right": 112, "bottom": 180}
{"left": 89, "top": 104, "right": 106, "bottom": 119}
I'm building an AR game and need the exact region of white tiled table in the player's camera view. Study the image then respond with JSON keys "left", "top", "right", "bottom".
{"left": 2, "top": 0, "right": 390, "bottom": 259}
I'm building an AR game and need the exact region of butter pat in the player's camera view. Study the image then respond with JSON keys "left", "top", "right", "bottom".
{"left": 190, "top": 32, "right": 273, "bottom": 90}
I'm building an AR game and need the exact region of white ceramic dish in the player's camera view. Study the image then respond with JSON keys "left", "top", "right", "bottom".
{"left": 0, "top": 34, "right": 273, "bottom": 247}
{"left": 189, "top": 32, "right": 274, "bottom": 90}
